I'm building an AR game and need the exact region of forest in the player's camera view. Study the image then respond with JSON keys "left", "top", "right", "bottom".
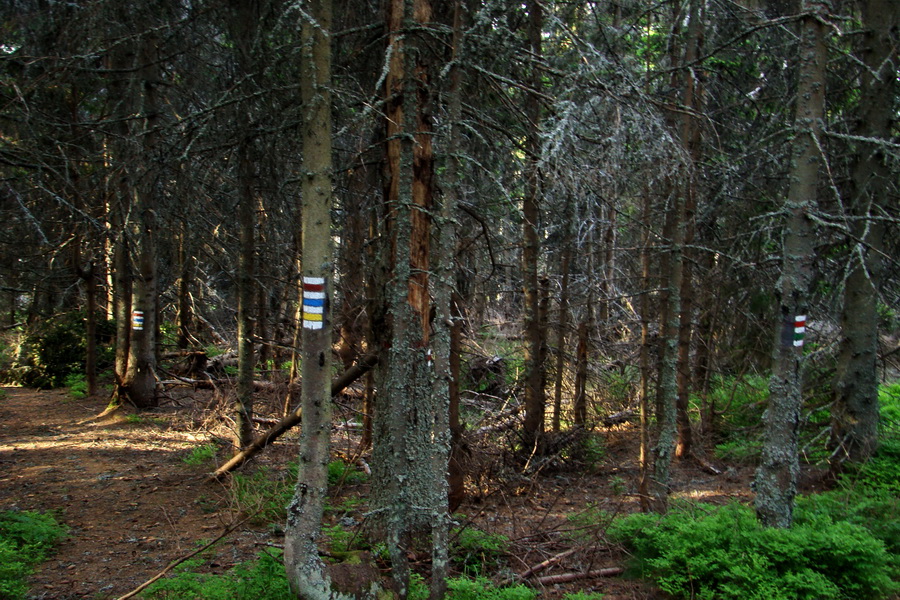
{"left": 0, "top": 0, "right": 898, "bottom": 598}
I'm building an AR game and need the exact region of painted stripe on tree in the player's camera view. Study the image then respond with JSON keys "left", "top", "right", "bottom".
{"left": 302, "top": 277, "right": 327, "bottom": 330}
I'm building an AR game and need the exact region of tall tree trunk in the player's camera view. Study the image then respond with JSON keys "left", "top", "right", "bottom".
{"left": 754, "top": 0, "right": 827, "bottom": 529}
{"left": 74, "top": 247, "right": 99, "bottom": 398}
{"left": 521, "top": 0, "right": 545, "bottom": 456}
{"left": 674, "top": 0, "right": 704, "bottom": 459}
{"left": 84, "top": 262, "right": 98, "bottom": 397}
{"left": 829, "top": 0, "right": 895, "bottom": 470}
{"left": 234, "top": 140, "right": 256, "bottom": 451}
{"left": 176, "top": 228, "right": 195, "bottom": 350}
{"left": 226, "top": 0, "right": 266, "bottom": 450}
{"left": 112, "top": 226, "right": 131, "bottom": 393}
{"left": 572, "top": 297, "right": 592, "bottom": 428}
{"left": 445, "top": 0, "right": 467, "bottom": 525}
{"left": 650, "top": 189, "right": 684, "bottom": 513}
{"left": 121, "top": 29, "right": 162, "bottom": 410}
{"left": 637, "top": 188, "right": 653, "bottom": 513}
{"left": 552, "top": 233, "right": 572, "bottom": 433}
{"left": 370, "top": 0, "right": 447, "bottom": 597}
{"left": 283, "top": 1, "right": 346, "bottom": 597}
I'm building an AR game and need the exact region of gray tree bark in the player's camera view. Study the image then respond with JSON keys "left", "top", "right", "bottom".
{"left": 283, "top": 1, "right": 354, "bottom": 598}
{"left": 754, "top": 0, "right": 828, "bottom": 529}
{"left": 121, "top": 21, "right": 163, "bottom": 410}
{"left": 369, "top": 1, "right": 449, "bottom": 597}
{"left": 830, "top": 0, "right": 896, "bottom": 469}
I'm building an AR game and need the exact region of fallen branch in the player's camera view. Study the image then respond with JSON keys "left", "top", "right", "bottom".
{"left": 533, "top": 568, "right": 624, "bottom": 586}
{"left": 601, "top": 409, "right": 636, "bottom": 428}
{"left": 115, "top": 514, "right": 253, "bottom": 600}
{"left": 518, "top": 547, "right": 577, "bottom": 579}
{"left": 209, "top": 353, "right": 379, "bottom": 480}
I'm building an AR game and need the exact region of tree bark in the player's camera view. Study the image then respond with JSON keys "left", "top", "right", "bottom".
{"left": 283, "top": 1, "right": 349, "bottom": 597}
{"left": 233, "top": 139, "right": 257, "bottom": 450}
{"left": 830, "top": 0, "right": 895, "bottom": 470}
{"left": 650, "top": 189, "right": 683, "bottom": 513}
{"left": 572, "top": 300, "right": 592, "bottom": 429}
{"left": 552, "top": 230, "right": 572, "bottom": 433}
{"left": 369, "top": 1, "right": 449, "bottom": 597}
{"left": 674, "top": 0, "right": 704, "bottom": 460}
{"left": 755, "top": 0, "right": 827, "bottom": 529}
{"left": 638, "top": 188, "right": 653, "bottom": 513}
{"left": 121, "top": 26, "right": 162, "bottom": 410}
{"left": 521, "top": 0, "right": 546, "bottom": 457}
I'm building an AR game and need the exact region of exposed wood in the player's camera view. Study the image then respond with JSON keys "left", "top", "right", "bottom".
{"left": 518, "top": 547, "right": 576, "bottom": 579}
{"left": 533, "top": 568, "right": 624, "bottom": 585}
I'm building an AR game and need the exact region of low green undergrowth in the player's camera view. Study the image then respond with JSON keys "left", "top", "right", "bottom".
{"left": 231, "top": 460, "right": 368, "bottom": 525}
{"left": 143, "top": 552, "right": 598, "bottom": 600}
{"left": 142, "top": 550, "right": 290, "bottom": 600}
{"left": 64, "top": 372, "right": 88, "bottom": 398}
{"left": 608, "top": 500, "right": 898, "bottom": 600}
{"left": 182, "top": 443, "right": 218, "bottom": 467}
{"left": 839, "top": 381, "right": 900, "bottom": 493}
{"left": 0, "top": 510, "right": 67, "bottom": 600}
{"left": 451, "top": 526, "right": 509, "bottom": 576}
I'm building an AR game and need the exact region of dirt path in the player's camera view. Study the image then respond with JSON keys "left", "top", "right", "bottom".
{"left": 0, "top": 386, "right": 265, "bottom": 600}
{"left": 0, "top": 385, "right": 759, "bottom": 600}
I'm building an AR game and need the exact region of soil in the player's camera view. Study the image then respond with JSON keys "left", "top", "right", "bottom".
{"left": 0, "top": 384, "right": 763, "bottom": 600}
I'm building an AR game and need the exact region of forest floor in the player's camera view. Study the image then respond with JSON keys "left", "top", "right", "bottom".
{"left": 0, "top": 383, "right": 792, "bottom": 600}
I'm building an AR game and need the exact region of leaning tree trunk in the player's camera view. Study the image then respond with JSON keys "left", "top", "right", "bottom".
{"left": 830, "top": 0, "right": 895, "bottom": 470}
{"left": 754, "top": 0, "right": 827, "bottom": 529}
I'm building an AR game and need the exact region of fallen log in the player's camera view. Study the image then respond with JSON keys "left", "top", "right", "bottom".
{"left": 533, "top": 568, "right": 624, "bottom": 586}
{"left": 209, "top": 353, "right": 379, "bottom": 480}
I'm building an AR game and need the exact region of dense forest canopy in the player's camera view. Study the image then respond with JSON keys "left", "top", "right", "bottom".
{"left": 1, "top": 0, "right": 898, "bottom": 597}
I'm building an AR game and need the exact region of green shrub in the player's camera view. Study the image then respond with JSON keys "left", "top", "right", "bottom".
{"left": 561, "top": 593, "right": 604, "bottom": 600}
{"left": 8, "top": 312, "right": 114, "bottom": 388}
{"left": 64, "top": 372, "right": 88, "bottom": 398}
{"left": 565, "top": 504, "right": 615, "bottom": 542}
{"left": 445, "top": 576, "right": 536, "bottom": 600}
{"left": 797, "top": 489, "right": 900, "bottom": 556}
{"left": 608, "top": 502, "right": 897, "bottom": 600}
{"left": 230, "top": 467, "right": 295, "bottom": 524}
{"left": 142, "top": 550, "right": 291, "bottom": 600}
{"left": 705, "top": 374, "right": 768, "bottom": 463}
{"left": 594, "top": 365, "right": 640, "bottom": 410}
{"left": 183, "top": 444, "right": 218, "bottom": 467}
{"left": 452, "top": 527, "right": 509, "bottom": 576}
{"left": 0, "top": 510, "right": 67, "bottom": 600}
{"left": 839, "top": 382, "right": 900, "bottom": 493}
{"left": 322, "top": 523, "right": 354, "bottom": 554}
{"left": 327, "top": 460, "right": 366, "bottom": 486}
{"left": 410, "top": 574, "right": 536, "bottom": 600}
{"left": 145, "top": 556, "right": 540, "bottom": 600}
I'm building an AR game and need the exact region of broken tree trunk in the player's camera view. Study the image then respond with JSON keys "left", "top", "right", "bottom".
{"left": 209, "top": 353, "right": 379, "bottom": 480}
